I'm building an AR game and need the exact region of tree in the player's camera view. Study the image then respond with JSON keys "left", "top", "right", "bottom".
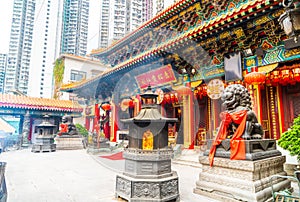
{"left": 278, "top": 115, "right": 300, "bottom": 161}
{"left": 75, "top": 123, "right": 88, "bottom": 137}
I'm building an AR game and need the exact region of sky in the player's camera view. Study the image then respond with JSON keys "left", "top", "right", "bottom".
{"left": 0, "top": 0, "right": 13, "bottom": 53}
{"left": 0, "top": 0, "right": 174, "bottom": 55}
{"left": 0, "top": 0, "right": 100, "bottom": 55}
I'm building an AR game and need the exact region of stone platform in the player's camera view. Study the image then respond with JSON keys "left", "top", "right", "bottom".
{"left": 116, "top": 172, "right": 179, "bottom": 202}
{"left": 194, "top": 139, "right": 291, "bottom": 202}
{"left": 32, "top": 136, "right": 56, "bottom": 153}
{"left": 86, "top": 139, "right": 111, "bottom": 154}
{"left": 54, "top": 135, "right": 84, "bottom": 150}
{"left": 86, "top": 145, "right": 111, "bottom": 154}
{"left": 116, "top": 148, "right": 179, "bottom": 202}
{"left": 194, "top": 155, "right": 291, "bottom": 202}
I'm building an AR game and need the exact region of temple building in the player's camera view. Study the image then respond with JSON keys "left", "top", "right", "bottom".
{"left": 0, "top": 94, "right": 82, "bottom": 145}
{"left": 60, "top": 0, "right": 300, "bottom": 148}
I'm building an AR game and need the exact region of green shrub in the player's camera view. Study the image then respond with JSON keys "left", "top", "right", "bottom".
{"left": 75, "top": 123, "right": 88, "bottom": 137}
{"left": 278, "top": 115, "right": 300, "bottom": 160}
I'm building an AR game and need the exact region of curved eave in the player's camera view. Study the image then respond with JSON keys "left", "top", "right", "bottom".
{"left": 90, "top": 0, "right": 197, "bottom": 56}
{"left": 61, "top": 0, "right": 280, "bottom": 92}
{"left": 0, "top": 105, "right": 83, "bottom": 113}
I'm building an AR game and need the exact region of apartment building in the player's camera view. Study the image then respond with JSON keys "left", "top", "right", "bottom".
{"left": 0, "top": 54, "right": 7, "bottom": 93}
{"left": 98, "top": 0, "right": 152, "bottom": 48}
{"left": 60, "top": 0, "right": 89, "bottom": 56}
{"left": 4, "top": 0, "right": 36, "bottom": 95}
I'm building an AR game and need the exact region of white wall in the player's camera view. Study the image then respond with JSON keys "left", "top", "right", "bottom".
{"left": 61, "top": 56, "right": 108, "bottom": 100}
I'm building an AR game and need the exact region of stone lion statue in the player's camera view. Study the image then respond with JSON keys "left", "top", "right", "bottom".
{"left": 209, "top": 84, "right": 264, "bottom": 166}
{"left": 221, "top": 84, "right": 263, "bottom": 139}
{"left": 59, "top": 115, "right": 78, "bottom": 136}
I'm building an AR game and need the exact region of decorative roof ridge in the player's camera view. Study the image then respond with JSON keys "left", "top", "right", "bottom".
{"left": 61, "top": 0, "right": 279, "bottom": 91}
{"left": 0, "top": 94, "right": 83, "bottom": 112}
{"left": 90, "top": 0, "right": 195, "bottom": 56}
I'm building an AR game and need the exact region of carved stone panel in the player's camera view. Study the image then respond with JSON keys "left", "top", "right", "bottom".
{"left": 161, "top": 179, "right": 179, "bottom": 198}
{"left": 116, "top": 176, "right": 131, "bottom": 197}
{"left": 132, "top": 182, "right": 160, "bottom": 199}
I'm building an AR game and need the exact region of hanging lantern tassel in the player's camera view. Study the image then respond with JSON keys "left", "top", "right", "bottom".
{"left": 244, "top": 71, "right": 266, "bottom": 85}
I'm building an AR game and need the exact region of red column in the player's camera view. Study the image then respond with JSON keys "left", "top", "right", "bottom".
{"left": 85, "top": 117, "right": 90, "bottom": 131}
{"left": 110, "top": 102, "right": 118, "bottom": 142}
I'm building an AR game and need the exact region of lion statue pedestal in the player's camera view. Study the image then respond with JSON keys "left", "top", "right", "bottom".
{"left": 55, "top": 115, "right": 84, "bottom": 150}
{"left": 194, "top": 84, "right": 290, "bottom": 202}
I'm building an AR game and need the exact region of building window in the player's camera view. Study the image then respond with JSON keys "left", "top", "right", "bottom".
{"left": 70, "top": 70, "right": 86, "bottom": 81}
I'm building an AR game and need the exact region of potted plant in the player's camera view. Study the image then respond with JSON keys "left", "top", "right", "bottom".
{"left": 75, "top": 123, "right": 88, "bottom": 148}
{"left": 75, "top": 123, "right": 88, "bottom": 137}
{"left": 278, "top": 114, "right": 300, "bottom": 173}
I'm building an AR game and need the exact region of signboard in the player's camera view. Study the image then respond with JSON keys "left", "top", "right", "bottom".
{"left": 207, "top": 79, "right": 224, "bottom": 100}
{"left": 135, "top": 64, "right": 176, "bottom": 89}
{"left": 224, "top": 52, "right": 242, "bottom": 82}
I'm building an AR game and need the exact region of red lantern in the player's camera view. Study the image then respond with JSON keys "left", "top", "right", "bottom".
{"left": 170, "top": 94, "right": 175, "bottom": 103}
{"left": 265, "top": 73, "right": 272, "bottom": 86}
{"left": 280, "top": 69, "right": 290, "bottom": 84}
{"left": 293, "top": 68, "right": 300, "bottom": 82}
{"left": 164, "top": 94, "right": 171, "bottom": 103}
{"left": 202, "top": 85, "right": 207, "bottom": 96}
{"left": 101, "top": 103, "right": 111, "bottom": 111}
{"left": 271, "top": 70, "right": 280, "bottom": 83}
{"left": 129, "top": 100, "right": 134, "bottom": 108}
{"left": 244, "top": 71, "right": 266, "bottom": 85}
{"left": 121, "top": 99, "right": 131, "bottom": 106}
{"left": 174, "top": 93, "right": 179, "bottom": 103}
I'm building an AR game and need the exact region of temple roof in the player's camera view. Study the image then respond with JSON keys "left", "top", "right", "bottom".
{"left": 0, "top": 94, "right": 83, "bottom": 112}
{"left": 61, "top": 0, "right": 282, "bottom": 94}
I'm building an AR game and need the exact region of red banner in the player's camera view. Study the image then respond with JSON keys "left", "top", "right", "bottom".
{"left": 135, "top": 64, "right": 176, "bottom": 89}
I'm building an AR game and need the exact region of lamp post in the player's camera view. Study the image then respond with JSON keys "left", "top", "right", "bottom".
{"left": 278, "top": 0, "right": 300, "bottom": 42}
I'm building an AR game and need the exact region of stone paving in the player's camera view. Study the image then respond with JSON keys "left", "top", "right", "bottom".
{"left": 0, "top": 148, "right": 220, "bottom": 202}
{"left": 2, "top": 147, "right": 298, "bottom": 202}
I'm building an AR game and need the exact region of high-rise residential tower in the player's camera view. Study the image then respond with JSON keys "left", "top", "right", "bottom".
{"left": 4, "top": 0, "right": 63, "bottom": 98}
{"left": 98, "top": 0, "right": 153, "bottom": 49}
{"left": 4, "top": 0, "right": 36, "bottom": 95}
{"left": 98, "top": 0, "right": 110, "bottom": 49}
{"left": 155, "top": 0, "right": 175, "bottom": 14}
{"left": 27, "top": 0, "right": 63, "bottom": 98}
{"left": 60, "top": 0, "right": 90, "bottom": 56}
{"left": 0, "top": 54, "right": 7, "bottom": 93}
{"left": 142, "top": 0, "right": 153, "bottom": 22}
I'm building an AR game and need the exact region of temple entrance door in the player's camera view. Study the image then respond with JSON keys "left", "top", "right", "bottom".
{"left": 195, "top": 96, "right": 208, "bottom": 146}
{"left": 282, "top": 83, "right": 300, "bottom": 131}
